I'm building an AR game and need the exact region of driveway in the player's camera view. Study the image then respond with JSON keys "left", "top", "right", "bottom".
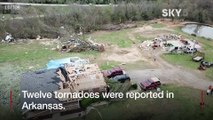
{"left": 127, "top": 47, "right": 213, "bottom": 90}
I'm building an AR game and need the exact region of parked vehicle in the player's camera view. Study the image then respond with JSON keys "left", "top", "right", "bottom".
{"left": 192, "top": 51, "right": 205, "bottom": 62}
{"left": 110, "top": 74, "right": 130, "bottom": 83}
{"left": 201, "top": 61, "right": 213, "bottom": 68}
{"left": 102, "top": 67, "right": 123, "bottom": 78}
{"left": 140, "top": 77, "right": 161, "bottom": 91}
{"left": 193, "top": 56, "right": 204, "bottom": 62}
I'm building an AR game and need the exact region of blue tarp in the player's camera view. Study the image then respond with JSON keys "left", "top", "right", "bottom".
{"left": 47, "top": 58, "right": 72, "bottom": 69}
{"left": 46, "top": 57, "right": 88, "bottom": 70}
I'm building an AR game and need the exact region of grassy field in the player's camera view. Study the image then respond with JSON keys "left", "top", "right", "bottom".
{"left": 99, "top": 61, "right": 121, "bottom": 70}
{"left": 161, "top": 54, "right": 198, "bottom": 69}
{"left": 0, "top": 42, "right": 100, "bottom": 70}
{"left": 89, "top": 29, "right": 134, "bottom": 48}
{"left": 74, "top": 85, "right": 213, "bottom": 120}
{"left": 151, "top": 23, "right": 166, "bottom": 28}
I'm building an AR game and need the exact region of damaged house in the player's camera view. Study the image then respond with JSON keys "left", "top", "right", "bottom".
{"left": 21, "top": 58, "right": 107, "bottom": 120}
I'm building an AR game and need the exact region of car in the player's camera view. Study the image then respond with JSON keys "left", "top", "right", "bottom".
{"left": 201, "top": 61, "right": 213, "bottom": 68}
{"left": 140, "top": 77, "right": 161, "bottom": 91}
{"left": 102, "top": 67, "right": 123, "bottom": 78}
{"left": 110, "top": 74, "right": 130, "bottom": 83}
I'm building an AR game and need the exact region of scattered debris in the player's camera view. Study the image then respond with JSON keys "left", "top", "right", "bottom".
{"left": 36, "top": 35, "right": 41, "bottom": 40}
{"left": 139, "top": 34, "right": 201, "bottom": 54}
{"left": 183, "top": 46, "right": 197, "bottom": 54}
{"left": 55, "top": 63, "right": 107, "bottom": 101}
{"left": 60, "top": 38, "right": 104, "bottom": 52}
{"left": 2, "top": 33, "right": 15, "bottom": 43}
{"left": 21, "top": 57, "right": 107, "bottom": 120}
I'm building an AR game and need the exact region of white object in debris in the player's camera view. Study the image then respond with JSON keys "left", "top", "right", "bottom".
{"left": 36, "top": 35, "right": 41, "bottom": 40}
{"left": 139, "top": 40, "right": 153, "bottom": 49}
{"left": 5, "top": 34, "right": 13, "bottom": 41}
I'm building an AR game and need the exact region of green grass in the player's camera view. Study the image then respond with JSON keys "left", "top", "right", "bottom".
{"left": 0, "top": 106, "right": 22, "bottom": 120}
{"left": 151, "top": 23, "right": 166, "bottom": 28}
{"left": 133, "top": 32, "right": 154, "bottom": 43}
{"left": 89, "top": 29, "right": 134, "bottom": 48}
{"left": 80, "top": 97, "right": 105, "bottom": 109}
{"left": 74, "top": 85, "right": 213, "bottom": 120}
{"left": 0, "top": 43, "right": 100, "bottom": 70}
{"left": 161, "top": 53, "right": 199, "bottom": 69}
{"left": 89, "top": 26, "right": 153, "bottom": 47}
{"left": 99, "top": 61, "right": 121, "bottom": 70}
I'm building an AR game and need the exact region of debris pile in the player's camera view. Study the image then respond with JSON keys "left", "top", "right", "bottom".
{"left": 139, "top": 34, "right": 201, "bottom": 54}
{"left": 21, "top": 57, "right": 107, "bottom": 119}
{"left": 60, "top": 38, "right": 104, "bottom": 52}
{"left": 139, "top": 34, "right": 213, "bottom": 71}
{"left": 55, "top": 62, "right": 107, "bottom": 102}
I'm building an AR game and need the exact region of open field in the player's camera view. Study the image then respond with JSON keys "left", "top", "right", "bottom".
{"left": 89, "top": 29, "right": 134, "bottom": 48}
{"left": 0, "top": 42, "right": 100, "bottom": 70}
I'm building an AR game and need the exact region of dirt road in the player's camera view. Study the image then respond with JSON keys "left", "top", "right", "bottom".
{"left": 127, "top": 47, "right": 213, "bottom": 90}
{"left": 128, "top": 68, "right": 213, "bottom": 90}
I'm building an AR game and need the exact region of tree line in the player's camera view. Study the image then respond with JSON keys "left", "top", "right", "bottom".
{"left": 0, "top": 0, "right": 212, "bottom": 39}
{"left": 2, "top": 0, "right": 157, "bottom": 4}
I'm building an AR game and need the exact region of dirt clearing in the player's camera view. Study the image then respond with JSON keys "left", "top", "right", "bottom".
{"left": 101, "top": 45, "right": 146, "bottom": 63}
